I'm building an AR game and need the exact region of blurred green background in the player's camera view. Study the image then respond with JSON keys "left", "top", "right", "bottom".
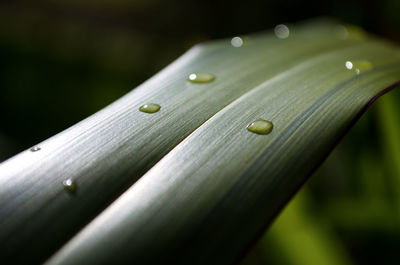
{"left": 1, "top": 0, "right": 400, "bottom": 264}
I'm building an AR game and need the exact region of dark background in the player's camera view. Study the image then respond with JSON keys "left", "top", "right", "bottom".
{"left": 1, "top": 1, "right": 400, "bottom": 264}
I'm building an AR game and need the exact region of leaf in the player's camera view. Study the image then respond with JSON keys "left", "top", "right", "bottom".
{"left": 1, "top": 19, "right": 400, "bottom": 264}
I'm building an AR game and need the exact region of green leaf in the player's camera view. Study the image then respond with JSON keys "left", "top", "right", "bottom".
{"left": 1, "top": 19, "right": 400, "bottom": 264}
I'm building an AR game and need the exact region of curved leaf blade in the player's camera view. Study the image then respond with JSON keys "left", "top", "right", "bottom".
{"left": 0, "top": 19, "right": 366, "bottom": 264}
{"left": 45, "top": 24, "right": 400, "bottom": 265}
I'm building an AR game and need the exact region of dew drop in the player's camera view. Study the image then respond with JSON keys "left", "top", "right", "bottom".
{"left": 63, "top": 178, "right": 77, "bottom": 193}
{"left": 334, "top": 25, "right": 349, "bottom": 40}
{"left": 345, "top": 60, "right": 373, "bottom": 75}
{"left": 334, "top": 24, "right": 366, "bottom": 40}
{"left": 346, "top": 25, "right": 367, "bottom": 40}
{"left": 188, "top": 73, "right": 215, "bottom": 83}
{"left": 345, "top": 61, "right": 353, "bottom": 70}
{"left": 231, "top": 36, "right": 243, "bottom": 47}
{"left": 139, "top": 103, "right": 161, "bottom": 114}
{"left": 30, "top": 146, "right": 41, "bottom": 152}
{"left": 247, "top": 119, "right": 274, "bottom": 135}
{"left": 274, "top": 24, "right": 290, "bottom": 39}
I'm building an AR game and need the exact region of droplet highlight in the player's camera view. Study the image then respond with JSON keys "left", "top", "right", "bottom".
{"left": 345, "top": 60, "right": 373, "bottom": 75}
{"left": 345, "top": 61, "right": 353, "bottom": 70}
{"left": 139, "top": 103, "right": 161, "bottom": 114}
{"left": 63, "top": 178, "right": 77, "bottom": 193}
{"left": 274, "top": 24, "right": 290, "bottom": 39}
{"left": 188, "top": 73, "right": 215, "bottom": 83}
{"left": 231, "top": 36, "right": 243, "bottom": 47}
{"left": 247, "top": 119, "right": 274, "bottom": 135}
{"left": 30, "top": 146, "right": 41, "bottom": 152}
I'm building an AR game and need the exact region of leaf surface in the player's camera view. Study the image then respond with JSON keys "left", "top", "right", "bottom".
{"left": 1, "top": 19, "right": 400, "bottom": 265}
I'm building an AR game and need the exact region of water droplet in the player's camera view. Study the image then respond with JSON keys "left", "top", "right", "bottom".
{"left": 63, "top": 178, "right": 77, "bottom": 193}
{"left": 345, "top": 60, "right": 373, "bottom": 75}
{"left": 30, "top": 146, "right": 41, "bottom": 152}
{"left": 231, "top": 36, "right": 243, "bottom": 47}
{"left": 274, "top": 24, "right": 290, "bottom": 39}
{"left": 188, "top": 73, "right": 215, "bottom": 83}
{"left": 345, "top": 61, "right": 353, "bottom": 70}
{"left": 334, "top": 24, "right": 366, "bottom": 40}
{"left": 139, "top": 103, "right": 161, "bottom": 114}
{"left": 346, "top": 25, "right": 367, "bottom": 40}
{"left": 247, "top": 119, "right": 274, "bottom": 135}
{"left": 334, "top": 25, "right": 349, "bottom": 40}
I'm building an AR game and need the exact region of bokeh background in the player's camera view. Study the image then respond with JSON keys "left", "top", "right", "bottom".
{"left": 1, "top": 0, "right": 400, "bottom": 264}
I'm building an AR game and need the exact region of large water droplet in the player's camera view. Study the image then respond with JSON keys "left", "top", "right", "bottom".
{"left": 345, "top": 60, "right": 373, "bottom": 75}
{"left": 247, "top": 119, "right": 274, "bottom": 135}
{"left": 139, "top": 103, "right": 161, "bottom": 114}
{"left": 188, "top": 73, "right": 215, "bottom": 83}
{"left": 231, "top": 36, "right": 243, "bottom": 47}
{"left": 30, "top": 146, "right": 41, "bottom": 152}
{"left": 63, "top": 178, "right": 77, "bottom": 193}
{"left": 274, "top": 24, "right": 290, "bottom": 39}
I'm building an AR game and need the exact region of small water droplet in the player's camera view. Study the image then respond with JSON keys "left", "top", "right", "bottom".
{"left": 247, "top": 119, "right": 274, "bottom": 135}
{"left": 334, "top": 25, "right": 349, "bottom": 40}
{"left": 139, "top": 103, "right": 161, "bottom": 113}
{"left": 346, "top": 25, "right": 367, "bottom": 40}
{"left": 345, "top": 60, "right": 373, "bottom": 75}
{"left": 334, "top": 24, "right": 366, "bottom": 40}
{"left": 188, "top": 73, "right": 215, "bottom": 83}
{"left": 231, "top": 36, "right": 243, "bottom": 47}
{"left": 30, "top": 146, "right": 41, "bottom": 152}
{"left": 63, "top": 178, "right": 77, "bottom": 193}
{"left": 345, "top": 61, "right": 353, "bottom": 70}
{"left": 274, "top": 24, "right": 290, "bottom": 39}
